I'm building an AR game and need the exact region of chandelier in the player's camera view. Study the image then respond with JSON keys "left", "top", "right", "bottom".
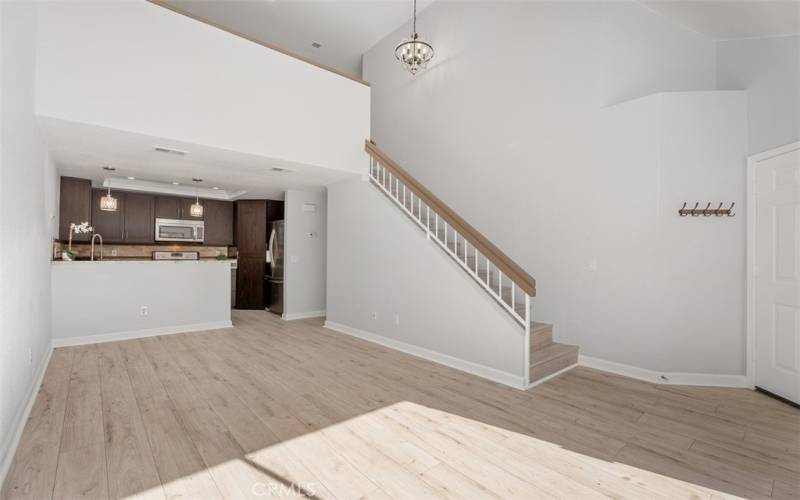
{"left": 395, "top": 0, "right": 433, "bottom": 75}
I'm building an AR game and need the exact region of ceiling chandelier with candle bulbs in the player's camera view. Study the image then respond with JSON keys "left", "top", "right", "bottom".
{"left": 395, "top": 0, "right": 434, "bottom": 75}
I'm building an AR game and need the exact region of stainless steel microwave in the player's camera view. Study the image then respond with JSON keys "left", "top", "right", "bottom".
{"left": 155, "top": 218, "right": 204, "bottom": 243}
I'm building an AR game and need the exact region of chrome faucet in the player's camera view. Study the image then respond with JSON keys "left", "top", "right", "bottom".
{"left": 91, "top": 233, "right": 103, "bottom": 261}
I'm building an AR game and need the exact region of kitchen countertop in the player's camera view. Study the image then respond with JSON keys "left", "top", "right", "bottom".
{"left": 52, "top": 257, "right": 237, "bottom": 263}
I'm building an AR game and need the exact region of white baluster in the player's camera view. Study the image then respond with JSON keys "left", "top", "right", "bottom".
{"left": 426, "top": 206, "right": 431, "bottom": 239}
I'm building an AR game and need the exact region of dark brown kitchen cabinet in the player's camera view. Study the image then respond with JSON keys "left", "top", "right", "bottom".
{"left": 59, "top": 177, "right": 92, "bottom": 241}
{"left": 155, "top": 195, "right": 182, "bottom": 220}
{"left": 203, "top": 199, "right": 233, "bottom": 246}
{"left": 123, "top": 192, "right": 155, "bottom": 243}
{"left": 265, "top": 200, "right": 284, "bottom": 224}
{"left": 234, "top": 200, "right": 267, "bottom": 309}
{"left": 235, "top": 200, "right": 267, "bottom": 255}
{"left": 91, "top": 188, "right": 125, "bottom": 243}
{"left": 155, "top": 195, "right": 203, "bottom": 220}
{"left": 235, "top": 257, "right": 265, "bottom": 309}
{"left": 90, "top": 189, "right": 155, "bottom": 243}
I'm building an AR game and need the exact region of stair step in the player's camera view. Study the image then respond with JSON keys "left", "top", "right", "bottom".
{"left": 530, "top": 322, "right": 553, "bottom": 352}
{"left": 530, "top": 342, "right": 578, "bottom": 383}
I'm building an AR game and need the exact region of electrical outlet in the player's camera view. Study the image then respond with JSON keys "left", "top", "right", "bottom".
{"left": 371, "top": 312, "right": 378, "bottom": 320}
{"left": 140, "top": 306, "right": 149, "bottom": 316}
{"left": 394, "top": 313, "right": 400, "bottom": 326}
{"left": 111, "top": 249, "right": 118, "bottom": 257}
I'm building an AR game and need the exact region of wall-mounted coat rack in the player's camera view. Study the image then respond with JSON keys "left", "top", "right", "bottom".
{"left": 678, "top": 202, "right": 735, "bottom": 217}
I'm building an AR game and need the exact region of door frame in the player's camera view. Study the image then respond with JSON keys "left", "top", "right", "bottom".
{"left": 746, "top": 141, "right": 800, "bottom": 388}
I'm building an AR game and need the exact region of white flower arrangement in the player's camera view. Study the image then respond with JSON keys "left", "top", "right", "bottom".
{"left": 63, "top": 221, "right": 94, "bottom": 260}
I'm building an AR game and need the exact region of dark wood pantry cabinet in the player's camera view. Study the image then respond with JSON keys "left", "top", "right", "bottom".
{"left": 234, "top": 200, "right": 267, "bottom": 309}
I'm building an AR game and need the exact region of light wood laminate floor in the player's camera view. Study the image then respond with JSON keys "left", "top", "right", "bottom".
{"left": 2, "top": 310, "right": 799, "bottom": 499}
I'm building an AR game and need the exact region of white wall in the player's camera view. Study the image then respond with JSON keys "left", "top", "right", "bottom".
{"left": 362, "top": 2, "right": 754, "bottom": 376}
{"left": 717, "top": 35, "right": 800, "bottom": 154}
{"left": 326, "top": 178, "right": 525, "bottom": 386}
{"left": 284, "top": 190, "right": 327, "bottom": 318}
{"left": 590, "top": 91, "right": 747, "bottom": 374}
{"left": 0, "top": 1, "right": 58, "bottom": 483}
{"left": 51, "top": 261, "right": 231, "bottom": 344}
{"left": 35, "top": 1, "right": 370, "bottom": 174}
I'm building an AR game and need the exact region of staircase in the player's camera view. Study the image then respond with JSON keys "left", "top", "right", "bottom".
{"left": 365, "top": 141, "right": 578, "bottom": 387}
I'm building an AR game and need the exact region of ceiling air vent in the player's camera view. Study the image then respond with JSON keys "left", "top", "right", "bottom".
{"left": 153, "top": 146, "right": 188, "bottom": 156}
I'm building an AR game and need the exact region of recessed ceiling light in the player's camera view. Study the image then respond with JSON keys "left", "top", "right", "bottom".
{"left": 212, "top": 186, "right": 220, "bottom": 190}
{"left": 153, "top": 146, "right": 188, "bottom": 156}
{"left": 127, "top": 176, "right": 136, "bottom": 180}
{"left": 311, "top": 42, "right": 322, "bottom": 48}
{"left": 171, "top": 181, "right": 180, "bottom": 185}
{"left": 102, "top": 166, "right": 116, "bottom": 172}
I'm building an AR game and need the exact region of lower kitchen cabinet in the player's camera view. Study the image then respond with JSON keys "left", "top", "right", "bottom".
{"left": 235, "top": 257, "right": 265, "bottom": 309}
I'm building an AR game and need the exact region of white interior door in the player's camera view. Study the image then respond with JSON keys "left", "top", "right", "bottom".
{"left": 754, "top": 145, "right": 800, "bottom": 404}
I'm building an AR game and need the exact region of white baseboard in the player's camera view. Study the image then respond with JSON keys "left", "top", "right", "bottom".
{"left": 579, "top": 355, "right": 750, "bottom": 388}
{"left": 0, "top": 342, "right": 54, "bottom": 489}
{"left": 51, "top": 320, "right": 234, "bottom": 348}
{"left": 324, "top": 321, "right": 526, "bottom": 389}
{"left": 282, "top": 310, "right": 326, "bottom": 321}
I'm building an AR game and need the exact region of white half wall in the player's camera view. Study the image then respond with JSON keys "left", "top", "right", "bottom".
{"left": 34, "top": 1, "right": 370, "bottom": 173}
{"left": 51, "top": 261, "right": 232, "bottom": 345}
{"left": 0, "top": 1, "right": 58, "bottom": 484}
{"left": 717, "top": 35, "right": 800, "bottom": 154}
{"left": 284, "top": 189, "right": 327, "bottom": 319}
{"left": 326, "top": 178, "right": 525, "bottom": 386}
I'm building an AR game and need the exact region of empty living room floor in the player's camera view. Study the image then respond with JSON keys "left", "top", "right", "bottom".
{"left": 2, "top": 311, "right": 799, "bottom": 499}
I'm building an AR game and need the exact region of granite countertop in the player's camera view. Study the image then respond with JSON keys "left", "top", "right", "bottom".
{"left": 53, "top": 257, "right": 237, "bottom": 263}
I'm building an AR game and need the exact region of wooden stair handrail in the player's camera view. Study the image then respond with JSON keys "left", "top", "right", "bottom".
{"left": 365, "top": 140, "right": 536, "bottom": 296}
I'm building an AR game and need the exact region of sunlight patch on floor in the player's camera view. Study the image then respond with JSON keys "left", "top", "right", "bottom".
{"left": 136, "top": 401, "right": 750, "bottom": 499}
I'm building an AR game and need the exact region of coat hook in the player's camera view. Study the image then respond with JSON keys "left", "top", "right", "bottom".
{"left": 715, "top": 202, "right": 724, "bottom": 216}
{"left": 727, "top": 202, "right": 735, "bottom": 217}
{"left": 703, "top": 202, "right": 712, "bottom": 216}
{"left": 679, "top": 202, "right": 688, "bottom": 217}
{"left": 691, "top": 202, "right": 701, "bottom": 216}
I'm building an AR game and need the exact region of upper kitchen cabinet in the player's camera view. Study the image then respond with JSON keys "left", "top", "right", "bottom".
{"left": 59, "top": 176, "right": 92, "bottom": 241}
{"left": 91, "top": 189, "right": 155, "bottom": 244}
{"left": 204, "top": 200, "right": 234, "bottom": 246}
{"left": 91, "top": 188, "right": 125, "bottom": 243}
{"left": 123, "top": 192, "right": 155, "bottom": 243}
{"left": 155, "top": 195, "right": 204, "bottom": 220}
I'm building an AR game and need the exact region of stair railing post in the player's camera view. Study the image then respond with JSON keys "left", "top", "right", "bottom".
{"left": 524, "top": 294, "right": 531, "bottom": 387}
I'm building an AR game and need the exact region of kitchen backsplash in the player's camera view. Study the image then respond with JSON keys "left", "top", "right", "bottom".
{"left": 53, "top": 241, "right": 233, "bottom": 260}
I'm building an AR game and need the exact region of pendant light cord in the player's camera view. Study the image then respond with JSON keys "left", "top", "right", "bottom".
{"left": 413, "top": 0, "right": 417, "bottom": 34}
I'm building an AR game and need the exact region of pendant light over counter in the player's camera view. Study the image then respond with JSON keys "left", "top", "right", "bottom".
{"left": 395, "top": 0, "right": 434, "bottom": 75}
{"left": 190, "top": 178, "right": 204, "bottom": 218}
{"left": 100, "top": 166, "right": 118, "bottom": 212}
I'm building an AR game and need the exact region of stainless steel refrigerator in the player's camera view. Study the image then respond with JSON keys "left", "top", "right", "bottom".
{"left": 266, "top": 220, "right": 285, "bottom": 314}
